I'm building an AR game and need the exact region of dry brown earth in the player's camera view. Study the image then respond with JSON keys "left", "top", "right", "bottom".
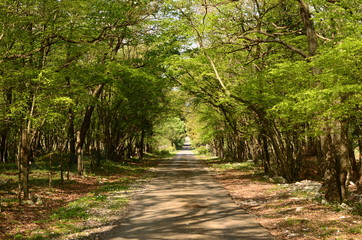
{"left": 209, "top": 161, "right": 362, "bottom": 240}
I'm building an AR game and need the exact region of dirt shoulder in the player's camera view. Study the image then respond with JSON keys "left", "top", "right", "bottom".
{"left": 205, "top": 159, "right": 362, "bottom": 240}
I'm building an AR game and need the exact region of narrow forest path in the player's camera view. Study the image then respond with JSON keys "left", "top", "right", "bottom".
{"left": 98, "top": 147, "right": 274, "bottom": 240}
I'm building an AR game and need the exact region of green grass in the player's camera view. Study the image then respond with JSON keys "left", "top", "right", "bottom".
{"left": 352, "top": 203, "right": 362, "bottom": 216}
{"left": 348, "top": 226, "right": 362, "bottom": 234}
{"left": 108, "top": 198, "right": 129, "bottom": 210}
{"left": 13, "top": 234, "right": 25, "bottom": 240}
{"left": 29, "top": 234, "right": 48, "bottom": 240}
{"left": 40, "top": 172, "right": 137, "bottom": 238}
{"left": 319, "top": 227, "right": 338, "bottom": 237}
{"left": 50, "top": 206, "right": 89, "bottom": 220}
{"left": 0, "top": 163, "right": 18, "bottom": 172}
{"left": 283, "top": 217, "right": 309, "bottom": 226}
{"left": 213, "top": 162, "right": 255, "bottom": 171}
{"left": 97, "top": 182, "right": 129, "bottom": 193}
{"left": 290, "top": 189, "right": 312, "bottom": 198}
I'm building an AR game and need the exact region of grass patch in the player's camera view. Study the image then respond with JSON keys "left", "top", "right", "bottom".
{"left": 203, "top": 156, "right": 257, "bottom": 171}
{"left": 92, "top": 160, "right": 149, "bottom": 176}
{"left": 29, "top": 234, "right": 48, "bottom": 240}
{"left": 282, "top": 217, "right": 309, "bottom": 227}
{"left": 0, "top": 163, "right": 18, "bottom": 172}
{"left": 213, "top": 162, "right": 255, "bottom": 171}
{"left": 51, "top": 206, "right": 88, "bottom": 220}
{"left": 97, "top": 182, "right": 129, "bottom": 193}
{"left": 290, "top": 189, "right": 312, "bottom": 198}
{"left": 319, "top": 227, "right": 338, "bottom": 237}
{"left": 352, "top": 203, "right": 362, "bottom": 216}
{"left": 13, "top": 234, "right": 26, "bottom": 240}
{"left": 348, "top": 226, "right": 362, "bottom": 234}
{"left": 108, "top": 198, "right": 129, "bottom": 210}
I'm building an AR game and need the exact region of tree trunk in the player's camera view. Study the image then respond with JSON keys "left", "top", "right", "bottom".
{"left": 297, "top": 0, "right": 318, "bottom": 57}
{"left": 1, "top": 88, "right": 12, "bottom": 163}
{"left": 76, "top": 131, "right": 83, "bottom": 175}
{"left": 261, "top": 133, "right": 271, "bottom": 175}
{"left": 0, "top": 133, "right": 7, "bottom": 163}
{"left": 76, "top": 83, "right": 105, "bottom": 174}
{"left": 139, "top": 129, "right": 145, "bottom": 159}
{"left": 49, "top": 154, "right": 53, "bottom": 188}
{"left": 356, "top": 122, "right": 362, "bottom": 189}
{"left": 320, "top": 127, "right": 340, "bottom": 202}
{"left": 68, "top": 107, "right": 76, "bottom": 165}
{"left": 336, "top": 121, "right": 350, "bottom": 202}
{"left": 20, "top": 126, "right": 30, "bottom": 201}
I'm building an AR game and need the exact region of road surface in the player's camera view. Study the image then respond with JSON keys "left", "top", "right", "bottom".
{"left": 99, "top": 147, "right": 274, "bottom": 240}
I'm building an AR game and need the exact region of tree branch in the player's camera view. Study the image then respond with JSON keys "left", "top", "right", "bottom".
{"left": 241, "top": 31, "right": 310, "bottom": 59}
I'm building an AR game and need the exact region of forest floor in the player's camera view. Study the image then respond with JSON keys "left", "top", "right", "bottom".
{"left": 205, "top": 157, "right": 362, "bottom": 240}
{"left": 0, "top": 155, "right": 166, "bottom": 240}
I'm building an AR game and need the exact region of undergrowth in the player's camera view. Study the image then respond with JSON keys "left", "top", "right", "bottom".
{"left": 0, "top": 154, "right": 165, "bottom": 240}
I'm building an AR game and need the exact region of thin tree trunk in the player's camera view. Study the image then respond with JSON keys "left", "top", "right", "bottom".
{"left": 68, "top": 107, "right": 76, "bottom": 164}
{"left": 49, "top": 154, "right": 53, "bottom": 188}
{"left": 20, "top": 126, "right": 29, "bottom": 201}
{"left": 17, "top": 136, "right": 22, "bottom": 205}
{"left": 338, "top": 121, "right": 350, "bottom": 202}
{"left": 76, "top": 131, "right": 83, "bottom": 175}
{"left": 358, "top": 134, "right": 362, "bottom": 189}
{"left": 0, "top": 133, "right": 7, "bottom": 163}
{"left": 76, "top": 83, "right": 105, "bottom": 175}
{"left": 139, "top": 129, "right": 145, "bottom": 159}
{"left": 354, "top": 124, "right": 362, "bottom": 189}
{"left": 261, "top": 133, "right": 271, "bottom": 174}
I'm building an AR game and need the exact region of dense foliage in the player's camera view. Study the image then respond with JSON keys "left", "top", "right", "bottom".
{"left": 163, "top": 0, "right": 362, "bottom": 202}
{"left": 1, "top": 0, "right": 361, "bottom": 205}
{"left": 0, "top": 0, "right": 182, "bottom": 203}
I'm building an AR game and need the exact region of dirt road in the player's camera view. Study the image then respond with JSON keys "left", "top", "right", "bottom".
{"left": 99, "top": 148, "right": 274, "bottom": 240}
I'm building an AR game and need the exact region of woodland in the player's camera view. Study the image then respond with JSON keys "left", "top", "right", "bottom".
{"left": 0, "top": 0, "right": 362, "bottom": 233}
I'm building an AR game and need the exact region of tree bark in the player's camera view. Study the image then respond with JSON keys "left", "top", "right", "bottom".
{"left": 76, "top": 83, "right": 105, "bottom": 175}
{"left": 320, "top": 126, "right": 340, "bottom": 202}
{"left": 68, "top": 107, "right": 76, "bottom": 177}
{"left": 20, "top": 125, "right": 30, "bottom": 201}
{"left": 260, "top": 132, "right": 271, "bottom": 174}
{"left": 139, "top": 129, "right": 145, "bottom": 159}
{"left": 358, "top": 133, "right": 362, "bottom": 189}
{"left": 76, "top": 131, "right": 83, "bottom": 175}
{"left": 338, "top": 121, "right": 350, "bottom": 202}
{"left": 0, "top": 133, "right": 7, "bottom": 164}
{"left": 297, "top": 0, "right": 318, "bottom": 57}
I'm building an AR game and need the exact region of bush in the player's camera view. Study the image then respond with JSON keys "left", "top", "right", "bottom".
{"left": 197, "top": 146, "right": 209, "bottom": 155}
